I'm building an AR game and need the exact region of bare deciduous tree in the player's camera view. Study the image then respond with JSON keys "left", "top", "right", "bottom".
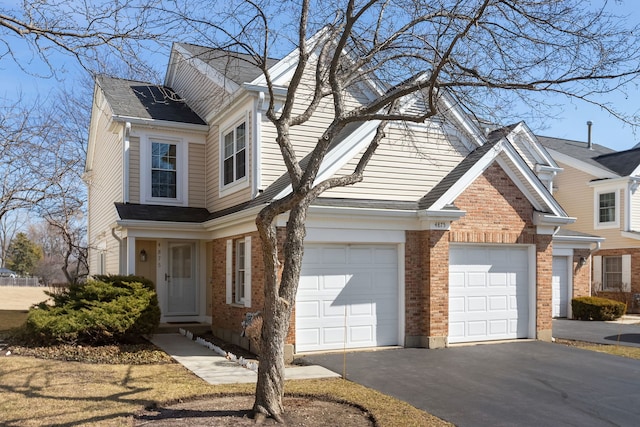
{"left": 154, "top": 0, "right": 640, "bottom": 421}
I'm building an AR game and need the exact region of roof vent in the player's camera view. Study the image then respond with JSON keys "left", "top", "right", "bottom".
{"left": 587, "top": 120, "right": 593, "bottom": 150}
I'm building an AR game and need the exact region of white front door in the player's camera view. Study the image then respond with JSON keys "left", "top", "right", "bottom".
{"left": 552, "top": 256, "right": 569, "bottom": 318}
{"left": 167, "top": 242, "right": 197, "bottom": 316}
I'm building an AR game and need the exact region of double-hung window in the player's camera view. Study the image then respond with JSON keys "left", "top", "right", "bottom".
{"left": 599, "top": 192, "right": 616, "bottom": 223}
{"left": 223, "top": 122, "right": 247, "bottom": 186}
{"left": 594, "top": 189, "right": 619, "bottom": 229}
{"left": 602, "top": 256, "right": 623, "bottom": 290}
{"left": 226, "top": 236, "right": 252, "bottom": 307}
{"left": 151, "top": 142, "right": 177, "bottom": 198}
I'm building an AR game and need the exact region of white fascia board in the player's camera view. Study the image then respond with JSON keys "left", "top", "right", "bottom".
{"left": 242, "top": 83, "right": 288, "bottom": 98}
{"left": 621, "top": 231, "right": 640, "bottom": 241}
{"left": 174, "top": 44, "right": 240, "bottom": 94}
{"left": 111, "top": 115, "right": 209, "bottom": 133}
{"left": 272, "top": 120, "right": 382, "bottom": 201}
{"left": 418, "top": 209, "right": 467, "bottom": 231}
{"left": 497, "top": 142, "right": 568, "bottom": 216}
{"left": 202, "top": 204, "right": 263, "bottom": 234}
{"left": 554, "top": 233, "right": 605, "bottom": 245}
{"left": 428, "top": 142, "right": 502, "bottom": 211}
{"left": 250, "top": 29, "right": 330, "bottom": 87}
{"left": 85, "top": 84, "right": 102, "bottom": 173}
{"left": 295, "top": 204, "right": 420, "bottom": 232}
{"left": 115, "top": 220, "right": 205, "bottom": 239}
{"left": 547, "top": 148, "right": 618, "bottom": 179}
{"left": 512, "top": 122, "right": 560, "bottom": 169}
{"left": 438, "top": 91, "right": 485, "bottom": 149}
{"left": 587, "top": 176, "right": 634, "bottom": 189}
{"left": 533, "top": 211, "right": 576, "bottom": 226}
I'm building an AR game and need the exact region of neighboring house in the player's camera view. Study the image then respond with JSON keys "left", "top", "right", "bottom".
{"left": 539, "top": 135, "right": 640, "bottom": 310}
{"left": 85, "top": 40, "right": 599, "bottom": 360}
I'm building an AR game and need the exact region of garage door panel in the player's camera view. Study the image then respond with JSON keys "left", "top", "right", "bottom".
{"left": 297, "top": 301, "right": 320, "bottom": 319}
{"left": 468, "top": 296, "right": 487, "bottom": 312}
{"left": 299, "top": 275, "right": 320, "bottom": 291}
{"left": 449, "top": 245, "right": 530, "bottom": 343}
{"left": 296, "top": 244, "right": 399, "bottom": 352}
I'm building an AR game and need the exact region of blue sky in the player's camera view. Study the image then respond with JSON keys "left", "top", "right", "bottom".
{"left": 1, "top": 1, "right": 639, "bottom": 151}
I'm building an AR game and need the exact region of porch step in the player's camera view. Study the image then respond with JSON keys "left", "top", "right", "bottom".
{"left": 156, "top": 323, "right": 211, "bottom": 335}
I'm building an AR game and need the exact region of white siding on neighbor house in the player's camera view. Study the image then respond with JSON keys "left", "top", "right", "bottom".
{"left": 166, "top": 49, "right": 228, "bottom": 122}
{"left": 129, "top": 136, "right": 140, "bottom": 204}
{"left": 630, "top": 187, "right": 640, "bottom": 232}
{"left": 87, "top": 100, "right": 124, "bottom": 276}
{"left": 324, "top": 122, "right": 469, "bottom": 201}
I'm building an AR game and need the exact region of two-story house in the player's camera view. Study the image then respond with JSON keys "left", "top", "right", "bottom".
{"left": 539, "top": 135, "right": 640, "bottom": 311}
{"left": 85, "top": 40, "right": 600, "bottom": 359}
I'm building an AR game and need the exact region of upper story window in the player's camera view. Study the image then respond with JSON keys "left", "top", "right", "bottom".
{"left": 599, "top": 192, "right": 616, "bottom": 223}
{"left": 151, "top": 142, "right": 177, "bottom": 198}
{"left": 594, "top": 189, "right": 619, "bottom": 229}
{"left": 223, "top": 122, "right": 247, "bottom": 186}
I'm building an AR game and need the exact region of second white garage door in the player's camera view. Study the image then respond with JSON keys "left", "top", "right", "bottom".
{"left": 449, "top": 245, "right": 531, "bottom": 344}
{"left": 295, "top": 244, "right": 399, "bottom": 353}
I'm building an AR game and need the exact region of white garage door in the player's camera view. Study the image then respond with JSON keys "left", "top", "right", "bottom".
{"left": 552, "top": 256, "right": 569, "bottom": 318}
{"left": 295, "top": 244, "right": 399, "bottom": 353}
{"left": 449, "top": 245, "right": 530, "bottom": 344}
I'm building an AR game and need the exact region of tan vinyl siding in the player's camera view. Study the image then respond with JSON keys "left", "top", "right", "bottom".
{"left": 206, "top": 105, "right": 253, "bottom": 211}
{"left": 553, "top": 162, "right": 638, "bottom": 249}
{"left": 168, "top": 50, "right": 231, "bottom": 121}
{"left": 324, "top": 123, "right": 468, "bottom": 200}
{"left": 189, "top": 142, "right": 206, "bottom": 207}
{"left": 87, "top": 99, "right": 123, "bottom": 275}
{"left": 553, "top": 162, "right": 595, "bottom": 236}
{"left": 260, "top": 62, "right": 370, "bottom": 190}
{"left": 129, "top": 136, "right": 140, "bottom": 204}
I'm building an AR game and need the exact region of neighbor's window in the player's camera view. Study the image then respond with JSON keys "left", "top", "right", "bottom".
{"left": 603, "top": 256, "right": 623, "bottom": 290}
{"left": 223, "top": 122, "right": 246, "bottom": 186}
{"left": 151, "top": 142, "right": 177, "bottom": 198}
{"left": 235, "top": 239, "right": 246, "bottom": 303}
{"left": 598, "top": 192, "right": 616, "bottom": 224}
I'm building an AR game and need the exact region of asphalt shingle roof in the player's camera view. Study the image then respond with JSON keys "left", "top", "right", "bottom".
{"left": 418, "top": 140, "right": 498, "bottom": 210}
{"left": 115, "top": 203, "right": 211, "bottom": 223}
{"left": 176, "top": 43, "right": 280, "bottom": 86}
{"left": 97, "top": 75, "right": 206, "bottom": 125}
{"left": 536, "top": 135, "right": 618, "bottom": 174}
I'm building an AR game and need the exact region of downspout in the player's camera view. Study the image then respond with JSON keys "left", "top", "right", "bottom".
{"left": 111, "top": 227, "right": 125, "bottom": 274}
{"left": 123, "top": 122, "right": 131, "bottom": 203}
{"left": 252, "top": 92, "right": 265, "bottom": 197}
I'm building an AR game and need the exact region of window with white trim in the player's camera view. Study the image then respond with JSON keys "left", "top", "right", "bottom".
{"left": 222, "top": 122, "right": 247, "bottom": 186}
{"left": 151, "top": 142, "right": 177, "bottom": 198}
{"left": 599, "top": 192, "right": 616, "bottom": 223}
{"left": 594, "top": 189, "right": 619, "bottom": 229}
{"left": 603, "top": 256, "right": 622, "bottom": 290}
{"left": 226, "top": 236, "right": 252, "bottom": 307}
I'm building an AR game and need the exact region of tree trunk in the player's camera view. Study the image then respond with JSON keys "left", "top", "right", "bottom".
{"left": 253, "top": 202, "right": 309, "bottom": 423}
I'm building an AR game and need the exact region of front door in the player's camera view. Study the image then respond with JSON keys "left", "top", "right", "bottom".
{"left": 167, "top": 242, "right": 197, "bottom": 316}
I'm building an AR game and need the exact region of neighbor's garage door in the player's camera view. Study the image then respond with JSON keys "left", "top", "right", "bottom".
{"left": 295, "top": 244, "right": 399, "bottom": 353}
{"left": 449, "top": 245, "right": 530, "bottom": 343}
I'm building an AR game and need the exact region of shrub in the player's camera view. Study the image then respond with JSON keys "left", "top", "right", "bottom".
{"left": 23, "top": 276, "right": 160, "bottom": 345}
{"left": 571, "top": 296, "right": 626, "bottom": 321}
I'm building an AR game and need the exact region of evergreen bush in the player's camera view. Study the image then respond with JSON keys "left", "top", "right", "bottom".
{"left": 571, "top": 296, "right": 626, "bottom": 321}
{"left": 24, "top": 275, "right": 160, "bottom": 345}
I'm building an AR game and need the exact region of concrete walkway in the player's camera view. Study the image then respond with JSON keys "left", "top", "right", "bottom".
{"left": 150, "top": 334, "right": 339, "bottom": 385}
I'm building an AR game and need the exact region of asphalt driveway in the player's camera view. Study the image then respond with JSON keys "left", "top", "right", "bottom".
{"left": 303, "top": 341, "right": 640, "bottom": 426}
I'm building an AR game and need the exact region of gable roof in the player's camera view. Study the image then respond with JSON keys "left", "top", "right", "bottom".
{"left": 176, "top": 43, "right": 280, "bottom": 86}
{"left": 591, "top": 148, "right": 640, "bottom": 176}
{"left": 537, "top": 135, "right": 619, "bottom": 175}
{"left": 96, "top": 75, "right": 206, "bottom": 125}
{"left": 419, "top": 137, "right": 570, "bottom": 219}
